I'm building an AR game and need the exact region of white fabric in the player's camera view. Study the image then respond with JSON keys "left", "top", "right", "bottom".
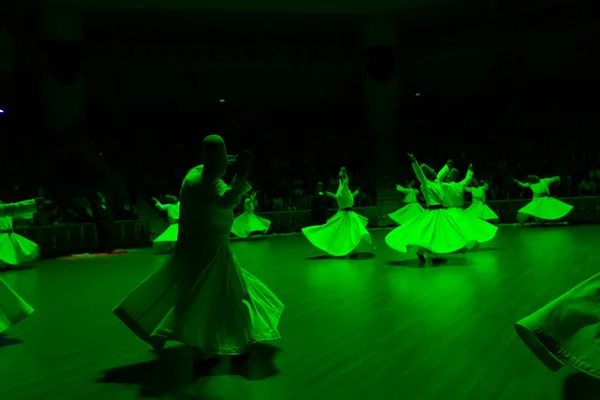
{"left": 515, "top": 272, "right": 600, "bottom": 378}
{"left": 388, "top": 203, "right": 424, "bottom": 225}
{"left": 442, "top": 169, "right": 473, "bottom": 208}
{"left": 403, "top": 189, "right": 418, "bottom": 203}
{"left": 153, "top": 223, "right": 178, "bottom": 253}
{"left": 0, "top": 277, "right": 34, "bottom": 332}
{"left": 114, "top": 165, "right": 283, "bottom": 355}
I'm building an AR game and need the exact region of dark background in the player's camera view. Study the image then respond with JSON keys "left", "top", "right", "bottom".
{"left": 0, "top": 0, "right": 599, "bottom": 213}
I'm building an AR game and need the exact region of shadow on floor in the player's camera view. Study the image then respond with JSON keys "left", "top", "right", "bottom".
{"left": 98, "top": 343, "right": 281, "bottom": 398}
{"left": 386, "top": 257, "right": 475, "bottom": 268}
{"left": 305, "top": 252, "right": 376, "bottom": 261}
{"left": 0, "top": 333, "right": 23, "bottom": 347}
{"left": 563, "top": 372, "right": 600, "bottom": 400}
{"left": 0, "top": 264, "right": 38, "bottom": 272}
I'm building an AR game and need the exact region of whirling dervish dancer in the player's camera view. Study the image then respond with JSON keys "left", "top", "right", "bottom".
{"left": 388, "top": 180, "right": 423, "bottom": 225}
{"left": 513, "top": 175, "right": 573, "bottom": 225}
{"left": 437, "top": 163, "right": 497, "bottom": 252}
{"left": 465, "top": 179, "right": 499, "bottom": 223}
{"left": 385, "top": 154, "right": 497, "bottom": 266}
{"left": 151, "top": 195, "right": 180, "bottom": 253}
{"left": 231, "top": 190, "right": 271, "bottom": 239}
{"left": 0, "top": 201, "right": 40, "bottom": 267}
{"left": 515, "top": 272, "right": 600, "bottom": 379}
{"left": 1, "top": 198, "right": 50, "bottom": 332}
{"left": 302, "top": 167, "right": 372, "bottom": 257}
{"left": 113, "top": 135, "right": 283, "bottom": 356}
{"left": 436, "top": 163, "right": 474, "bottom": 211}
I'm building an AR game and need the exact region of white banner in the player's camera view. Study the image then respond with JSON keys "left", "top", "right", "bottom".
{"left": 0, "top": 29, "right": 12, "bottom": 73}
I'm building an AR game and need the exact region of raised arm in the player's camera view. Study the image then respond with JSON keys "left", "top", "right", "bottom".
{"left": 395, "top": 184, "right": 409, "bottom": 193}
{"left": 513, "top": 179, "right": 531, "bottom": 188}
{"left": 437, "top": 164, "right": 450, "bottom": 181}
{"left": 151, "top": 197, "right": 169, "bottom": 211}
{"left": 352, "top": 189, "right": 360, "bottom": 198}
{"left": 458, "top": 164, "right": 474, "bottom": 187}
{"left": 0, "top": 199, "right": 38, "bottom": 218}
{"left": 407, "top": 154, "right": 428, "bottom": 185}
{"left": 481, "top": 181, "right": 489, "bottom": 191}
{"left": 544, "top": 176, "right": 561, "bottom": 185}
{"left": 324, "top": 191, "right": 336, "bottom": 198}
{"left": 216, "top": 174, "right": 252, "bottom": 208}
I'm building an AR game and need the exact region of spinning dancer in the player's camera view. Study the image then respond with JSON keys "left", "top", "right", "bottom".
{"left": 385, "top": 154, "right": 496, "bottom": 266}
{"left": 302, "top": 167, "right": 372, "bottom": 257}
{"left": 0, "top": 201, "right": 40, "bottom": 267}
{"left": 514, "top": 175, "right": 573, "bottom": 225}
{"left": 114, "top": 135, "right": 283, "bottom": 356}
{"left": 465, "top": 179, "right": 499, "bottom": 223}
{"left": 388, "top": 180, "right": 423, "bottom": 225}
{"left": 1, "top": 198, "right": 50, "bottom": 332}
{"left": 231, "top": 190, "right": 271, "bottom": 239}
{"left": 436, "top": 163, "right": 473, "bottom": 211}
{"left": 515, "top": 272, "right": 600, "bottom": 379}
{"left": 151, "top": 195, "right": 180, "bottom": 253}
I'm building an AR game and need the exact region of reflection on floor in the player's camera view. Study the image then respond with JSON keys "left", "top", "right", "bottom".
{"left": 1, "top": 225, "right": 599, "bottom": 400}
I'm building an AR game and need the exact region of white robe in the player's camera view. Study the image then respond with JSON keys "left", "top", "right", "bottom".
{"left": 518, "top": 177, "right": 573, "bottom": 221}
{"left": 0, "top": 199, "right": 37, "bottom": 332}
{"left": 302, "top": 179, "right": 372, "bottom": 257}
{"left": 114, "top": 166, "right": 283, "bottom": 355}
{"left": 0, "top": 199, "right": 40, "bottom": 265}
{"left": 231, "top": 197, "right": 271, "bottom": 239}
{"left": 153, "top": 202, "right": 180, "bottom": 252}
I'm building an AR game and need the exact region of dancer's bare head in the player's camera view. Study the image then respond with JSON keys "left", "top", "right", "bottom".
{"left": 339, "top": 167, "right": 348, "bottom": 181}
{"left": 446, "top": 168, "right": 459, "bottom": 182}
{"left": 202, "top": 134, "right": 228, "bottom": 178}
{"left": 526, "top": 175, "right": 540, "bottom": 184}
{"left": 420, "top": 164, "right": 436, "bottom": 181}
{"left": 316, "top": 182, "right": 324, "bottom": 192}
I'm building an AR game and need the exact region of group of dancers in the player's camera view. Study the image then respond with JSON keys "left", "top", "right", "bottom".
{"left": 152, "top": 185, "right": 271, "bottom": 252}
{"left": 1, "top": 137, "right": 597, "bottom": 382}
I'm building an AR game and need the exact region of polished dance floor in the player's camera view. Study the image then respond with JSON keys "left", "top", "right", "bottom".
{"left": 1, "top": 225, "right": 600, "bottom": 400}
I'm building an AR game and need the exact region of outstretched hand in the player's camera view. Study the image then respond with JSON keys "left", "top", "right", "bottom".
{"left": 34, "top": 197, "right": 53, "bottom": 210}
{"left": 468, "top": 163, "right": 473, "bottom": 170}
{"left": 227, "top": 155, "right": 238, "bottom": 165}
{"left": 407, "top": 153, "right": 417, "bottom": 162}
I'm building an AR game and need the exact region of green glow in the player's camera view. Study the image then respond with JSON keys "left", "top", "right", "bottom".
{"left": 219, "top": 99, "right": 226, "bottom": 103}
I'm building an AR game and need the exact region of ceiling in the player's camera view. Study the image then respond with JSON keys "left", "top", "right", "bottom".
{"left": 45, "top": 0, "right": 447, "bottom": 14}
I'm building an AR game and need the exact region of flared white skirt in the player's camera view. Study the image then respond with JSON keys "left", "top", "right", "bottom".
{"left": 231, "top": 212, "right": 271, "bottom": 239}
{"left": 302, "top": 210, "right": 372, "bottom": 257}
{"left": 515, "top": 272, "right": 600, "bottom": 378}
{"left": 153, "top": 224, "right": 178, "bottom": 253}
{"left": 0, "top": 232, "right": 40, "bottom": 265}
{"left": 385, "top": 207, "right": 497, "bottom": 254}
{"left": 0, "top": 277, "right": 34, "bottom": 332}
{"left": 518, "top": 197, "right": 573, "bottom": 221}
{"left": 388, "top": 203, "right": 424, "bottom": 225}
{"left": 113, "top": 244, "right": 283, "bottom": 355}
{"left": 465, "top": 202, "right": 499, "bottom": 222}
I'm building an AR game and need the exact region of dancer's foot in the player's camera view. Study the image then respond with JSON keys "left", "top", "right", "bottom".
{"left": 425, "top": 254, "right": 433, "bottom": 267}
